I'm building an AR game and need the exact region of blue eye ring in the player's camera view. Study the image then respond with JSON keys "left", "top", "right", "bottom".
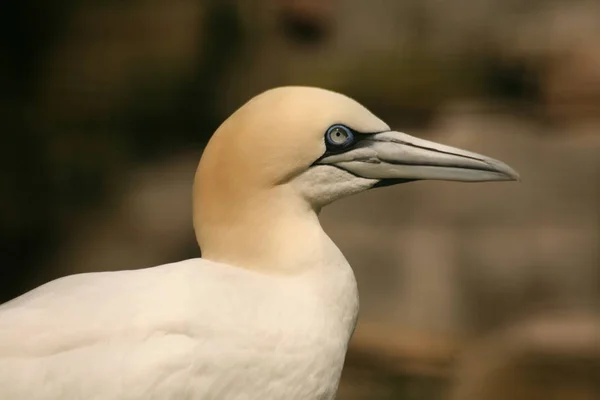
{"left": 325, "top": 124, "right": 354, "bottom": 149}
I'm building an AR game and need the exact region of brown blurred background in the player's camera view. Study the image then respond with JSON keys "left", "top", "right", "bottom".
{"left": 2, "top": 0, "right": 599, "bottom": 398}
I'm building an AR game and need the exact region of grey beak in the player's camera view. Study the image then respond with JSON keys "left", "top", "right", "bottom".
{"left": 317, "top": 131, "right": 520, "bottom": 183}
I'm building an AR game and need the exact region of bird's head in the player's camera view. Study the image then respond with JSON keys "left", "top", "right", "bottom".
{"left": 194, "top": 86, "right": 519, "bottom": 267}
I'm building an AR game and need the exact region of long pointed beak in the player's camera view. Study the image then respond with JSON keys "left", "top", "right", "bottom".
{"left": 317, "top": 131, "right": 520, "bottom": 184}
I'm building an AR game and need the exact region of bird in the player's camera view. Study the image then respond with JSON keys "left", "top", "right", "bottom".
{"left": 0, "top": 86, "right": 519, "bottom": 400}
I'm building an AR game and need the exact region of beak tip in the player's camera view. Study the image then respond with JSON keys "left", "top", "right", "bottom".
{"left": 507, "top": 170, "right": 521, "bottom": 182}
{"left": 487, "top": 159, "right": 520, "bottom": 182}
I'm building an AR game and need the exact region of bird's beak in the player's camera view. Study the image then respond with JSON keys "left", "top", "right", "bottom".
{"left": 317, "top": 130, "right": 520, "bottom": 185}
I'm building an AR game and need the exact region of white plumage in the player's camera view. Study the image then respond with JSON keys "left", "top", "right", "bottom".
{"left": 1, "top": 258, "right": 357, "bottom": 399}
{"left": 0, "top": 87, "right": 518, "bottom": 399}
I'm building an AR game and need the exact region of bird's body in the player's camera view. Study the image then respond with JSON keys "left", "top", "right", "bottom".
{"left": 0, "top": 87, "right": 518, "bottom": 399}
{"left": 0, "top": 255, "right": 358, "bottom": 399}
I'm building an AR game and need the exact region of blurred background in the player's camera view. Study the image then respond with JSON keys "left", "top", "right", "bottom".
{"left": 2, "top": 0, "right": 599, "bottom": 398}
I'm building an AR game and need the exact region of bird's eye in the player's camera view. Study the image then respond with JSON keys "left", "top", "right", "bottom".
{"left": 325, "top": 125, "right": 354, "bottom": 148}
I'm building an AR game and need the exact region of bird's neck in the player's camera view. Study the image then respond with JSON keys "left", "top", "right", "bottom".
{"left": 195, "top": 186, "right": 348, "bottom": 275}
{"left": 195, "top": 185, "right": 360, "bottom": 340}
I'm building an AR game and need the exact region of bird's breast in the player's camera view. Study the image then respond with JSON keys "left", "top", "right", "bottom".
{"left": 184, "top": 263, "right": 359, "bottom": 399}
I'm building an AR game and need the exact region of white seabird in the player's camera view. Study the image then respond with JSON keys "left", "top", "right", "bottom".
{"left": 0, "top": 86, "right": 519, "bottom": 400}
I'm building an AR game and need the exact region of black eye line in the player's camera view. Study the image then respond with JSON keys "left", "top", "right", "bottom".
{"left": 312, "top": 125, "right": 389, "bottom": 165}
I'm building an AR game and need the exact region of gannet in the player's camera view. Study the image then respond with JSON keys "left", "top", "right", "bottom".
{"left": 0, "top": 86, "right": 519, "bottom": 400}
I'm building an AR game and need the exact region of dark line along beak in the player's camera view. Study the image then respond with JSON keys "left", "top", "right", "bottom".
{"left": 316, "top": 130, "right": 520, "bottom": 184}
